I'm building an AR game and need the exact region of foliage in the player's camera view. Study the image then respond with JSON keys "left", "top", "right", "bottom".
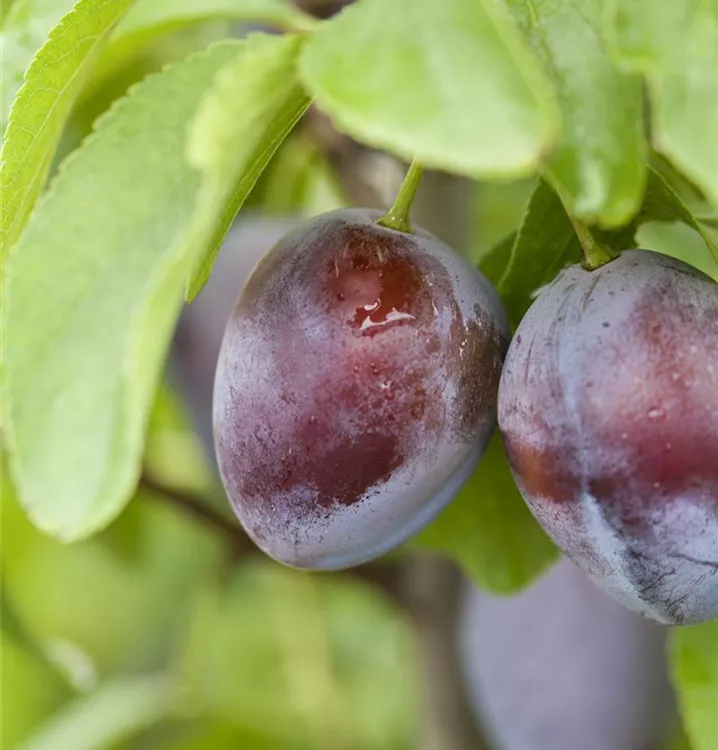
{"left": 671, "top": 622, "right": 718, "bottom": 750}
{"left": 2, "top": 0, "right": 718, "bottom": 747}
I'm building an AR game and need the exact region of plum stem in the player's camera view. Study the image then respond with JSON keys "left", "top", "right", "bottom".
{"left": 570, "top": 216, "right": 617, "bottom": 271}
{"left": 377, "top": 160, "right": 425, "bottom": 233}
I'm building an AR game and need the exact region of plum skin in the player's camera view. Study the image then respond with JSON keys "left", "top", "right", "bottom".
{"left": 499, "top": 250, "right": 718, "bottom": 625}
{"left": 213, "top": 207, "right": 509, "bottom": 570}
{"left": 458, "top": 560, "right": 675, "bottom": 750}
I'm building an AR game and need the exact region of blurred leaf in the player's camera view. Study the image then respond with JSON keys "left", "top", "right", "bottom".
{"left": 606, "top": 0, "right": 718, "bottom": 207}
{"left": 144, "top": 382, "right": 214, "bottom": 494}
{"left": 301, "top": 156, "right": 348, "bottom": 217}
{"left": 152, "top": 720, "right": 304, "bottom": 750}
{"left": 185, "top": 34, "right": 310, "bottom": 298}
{"left": 92, "top": 500, "right": 145, "bottom": 566}
{"left": 300, "top": 0, "right": 559, "bottom": 179}
{"left": 670, "top": 622, "right": 718, "bottom": 750}
{"left": 16, "top": 673, "right": 172, "bottom": 750}
{"left": 1, "top": 634, "right": 68, "bottom": 749}
{"left": 1, "top": 583, "right": 68, "bottom": 687}
{"left": 638, "top": 168, "right": 718, "bottom": 262}
{"left": 1, "top": 0, "right": 16, "bottom": 17}
{"left": 88, "top": 0, "right": 315, "bottom": 96}
{"left": 414, "top": 434, "right": 558, "bottom": 593}
{"left": 664, "top": 725, "right": 694, "bottom": 750}
{"left": 114, "top": 0, "right": 314, "bottom": 41}
{"left": 179, "top": 562, "right": 417, "bottom": 750}
{"left": 501, "top": 0, "right": 645, "bottom": 226}
{"left": 637, "top": 222, "right": 718, "bottom": 282}
{"left": 0, "top": 0, "right": 136, "bottom": 255}
{"left": 259, "top": 136, "right": 347, "bottom": 217}
{"left": 0, "top": 0, "right": 75, "bottom": 134}
{"left": 4, "top": 35, "right": 306, "bottom": 541}
{"left": 2, "top": 448, "right": 222, "bottom": 677}
{"left": 470, "top": 180, "right": 534, "bottom": 264}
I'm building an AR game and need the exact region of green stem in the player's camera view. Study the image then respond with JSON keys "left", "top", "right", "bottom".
{"left": 377, "top": 161, "right": 425, "bottom": 234}
{"left": 570, "top": 216, "right": 617, "bottom": 271}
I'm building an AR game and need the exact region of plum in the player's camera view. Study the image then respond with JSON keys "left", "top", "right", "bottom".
{"left": 213, "top": 207, "right": 509, "bottom": 569}
{"left": 458, "top": 560, "right": 676, "bottom": 750}
{"left": 499, "top": 250, "right": 718, "bottom": 625}
{"left": 172, "top": 216, "right": 298, "bottom": 456}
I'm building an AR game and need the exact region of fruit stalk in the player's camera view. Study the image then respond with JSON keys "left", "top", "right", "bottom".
{"left": 568, "top": 215, "right": 617, "bottom": 271}
{"left": 377, "top": 160, "right": 425, "bottom": 233}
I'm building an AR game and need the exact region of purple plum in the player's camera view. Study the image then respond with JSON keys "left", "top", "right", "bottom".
{"left": 499, "top": 250, "right": 718, "bottom": 625}
{"left": 213, "top": 208, "right": 509, "bottom": 569}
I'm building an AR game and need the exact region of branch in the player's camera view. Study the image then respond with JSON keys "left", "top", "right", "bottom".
{"left": 139, "top": 473, "right": 406, "bottom": 600}
{"left": 140, "top": 473, "right": 254, "bottom": 556}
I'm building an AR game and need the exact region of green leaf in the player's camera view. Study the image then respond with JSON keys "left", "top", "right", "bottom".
{"left": 606, "top": 0, "right": 718, "bottom": 207}
{"left": 114, "top": 0, "right": 315, "bottom": 41}
{"left": 3, "top": 41, "right": 238, "bottom": 541}
{"left": 300, "top": 0, "right": 559, "bottom": 179}
{"left": 87, "top": 0, "right": 315, "bottom": 95}
{"left": 670, "top": 622, "right": 718, "bottom": 750}
{"left": 491, "top": 179, "right": 581, "bottom": 328}
{"left": 414, "top": 435, "right": 559, "bottom": 593}
{"left": 3, "top": 34, "right": 306, "bottom": 541}
{"left": 502, "top": 0, "right": 646, "bottom": 227}
{"left": 1, "top": 460, "right": 222, "bottom": 679}
{"left": 638, "top": 168, "right": 718, "bottom": 263}
{"left": 16, "top": 674, "right": 172, "bottom": 750}
{"left": 0, "top": 0, "right": 137, "bottom": 255}
{"left": 470, "top": 179, "right": 535, "bottom": 264}
{"left": 179, "top": 563, "right": 418, "bottom": 749}
{"left": 1, "top": 584, "right": 68, "bottom": 689}
{"left": 154, "top": 721, "right": 306, "bottom": 750}
{"left": 1, "top": 634, "right": 67, "bottom": 749}
{"left": 488, "top": 169, "right": 718, "bottom": 329}
{"left": 638, "top": 221, "right": 718, "bottom": 282}
{"left": 0, "top": 0, "right": 75, "bottom": 135}
{"left": 184, "top": 34, "right": 310, "bottom": 298}
{"left": 258, "top": 135, "right": 348, "bottom": 217}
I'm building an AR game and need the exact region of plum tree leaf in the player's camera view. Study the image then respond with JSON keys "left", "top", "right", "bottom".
{"left": 1, "top": 585, "right": 70, "bottom": 690}
{"left": 606, "top": 0, "right": 718, "bottom": 207}
{"left": 0, "top": 0, "right": 76, "bottom": 135}
{"left": 179, "top": 564, "right": 418, "bottom": 746}
{"left": 16, "top": 674, "right": 171, "bottom": 750}
{"left": 87, "top": 0, "right": 315, "bottom": 94}
{"left": 184, "top": 34, "right": 310, "bottom": 299}
{"left": 113, "top": 0, "right": 315, "bottom": 41}
{"left": 300, "top": 0, "right": 559, "bottom": 179}
{"left": 638, "top": 221, "right": 718, "bottom": 282}
{"left": 488, "top": 169, "right": 718, "bottom": 329}
{"left": 0, "top": 0, "right": 136, "bottom": 256}
{"left": 501, "top": 0, "right": 646, "bottom": 227}
{"left": 414, "top": 435, "right": 558, "bottom": 593}
{"left": 670, "top": 622, "right": 718, "bottom": 750}
{"left": 638, "top": 168, "right": 718, "bottom": 263}
{"left": 258, "top": 136, "right": 348, "bottom": 217}
{"left": 490, "top": 179, "right": 580, "bottom": 329}
{"left": 2, "top": 42, "right": 240, "bottom": 540}
{"left": 3, "top": 34, "right": 306, "bottom": 541}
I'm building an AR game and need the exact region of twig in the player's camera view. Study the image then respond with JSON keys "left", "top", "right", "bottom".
{"left": 139, "top": 473, "right": 407, "bottom": 600}
{"left": 140, "top": 473, "right": 253, "bottom": 553}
